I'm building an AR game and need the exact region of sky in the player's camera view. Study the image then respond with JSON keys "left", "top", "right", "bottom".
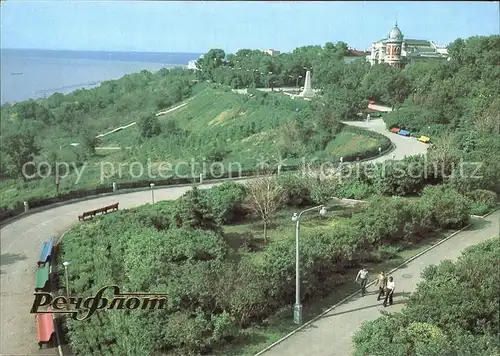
{"left": 1, "top": 1, "right": 499, "bottom": 53}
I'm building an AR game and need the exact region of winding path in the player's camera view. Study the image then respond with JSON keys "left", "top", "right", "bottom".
{"left": 342, "top": 118, "right": 428, "bottom": 161}
{"left": 0, "top": 119, "right": 427, "bottom": 355}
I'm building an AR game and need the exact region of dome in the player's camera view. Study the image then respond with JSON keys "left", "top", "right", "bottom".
{"left": 388, "top": 23, "right": 403, "bottom": 41}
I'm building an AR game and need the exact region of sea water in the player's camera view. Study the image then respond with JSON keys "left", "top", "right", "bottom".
{"left": 0, "top": 49, "right": 202, "bottom": 104}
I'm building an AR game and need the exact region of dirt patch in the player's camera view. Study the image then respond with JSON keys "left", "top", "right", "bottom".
{"left": 209, "top": 110, "right": 233, "bottom": 126}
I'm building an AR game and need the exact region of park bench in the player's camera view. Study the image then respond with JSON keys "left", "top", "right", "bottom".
{"left": 37, "top": 236, "right": 56, "bottom": 267}
{"left": 35, "top": 312, "right": 55, "bottom": 349}
{"left": 78, "top": 202, "right": 119, "bottom": 221}
{"left": 35, "top": 263, "right": 50, "bottom": 291}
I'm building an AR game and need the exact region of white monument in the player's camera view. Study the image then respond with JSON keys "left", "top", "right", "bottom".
{"left": 297, "top": 71, "right": 315, "bottom": 98}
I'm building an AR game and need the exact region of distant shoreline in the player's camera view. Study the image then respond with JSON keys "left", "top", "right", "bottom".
{"left": 1, "top": 49, "right": 199, "bottom": 104}
{"left": 1, "top": 64, "right": 188, "bottom": 105}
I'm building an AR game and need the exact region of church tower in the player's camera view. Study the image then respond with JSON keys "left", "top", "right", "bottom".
{"left": 385, "top": 23, "right": 405, "bottom": 68}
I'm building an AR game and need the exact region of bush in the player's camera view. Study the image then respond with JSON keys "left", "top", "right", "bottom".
{"left": 309, "top": 178, "right": 337, "bottom": 204}
{"left": 467, "top": 189, "right": 497, "bottom": 208}
{"left": 470, "top": 204, "right": 490, "bottom": 216}
{"left": 277, "top": 174, "right": 313, "bottom": 206}
{"left": 171, "top": 187, "right": 221, "bottom": 232}
{"left": 419, "top": 185, "right": 471, "bottom": 229}
{"left": 375, "top": 245, "right": 402, "bottom": 260}
{"left": 349, "top": 197, "right": 411, "bottom": 248}
{"left": 334, "top": 179, "right": 372, "bottom": 200}
{"left": 222, "top": 259, "right": 275, "bottom": 327}
{"left": 204, "top": 182, "right": 249, "bottom": 224}
{"left": 138, "top": 113, "right": 162, "bottom": 138}
{"left": 260, "top": 226, "right": 356, "bottom": 303}
{"left": 366, "top": 156, "right": 435, "bottom": 196}
{"left": 383, "top": 103, "right": 446, "bottom": 134}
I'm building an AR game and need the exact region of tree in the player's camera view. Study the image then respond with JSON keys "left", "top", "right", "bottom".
{"left": 384, "top": 72, "right": 411, "bottom": 110}
{"left": 244, "top": 174, "right": 285, "bottom": 242}
{"left": 196, "top": 49, "right": 226, "bottom": 81}
{"left": 79, "top": 129, "right": 100, "bottom": 159}
{"left": 138, "top": 113, "right": 161, "bottom": 139}
{"left": 1, "top": 132, "right": 40, "bottom": 180}
{"left": 15, "top": 99, "right": 54, "bottom": 124}
{"left": 426, "top": 133, "right": 462, "bottom": 180}
{"left": 203, "top": 182, "right": 249, "bottom": 224}
{"left": 171, "top": 186, "right": 220, "bottom": 232}
{"left": 418, "top": 185, "right": 470, "bottom": 229}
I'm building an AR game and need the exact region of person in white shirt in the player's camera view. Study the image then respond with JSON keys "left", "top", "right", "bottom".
{"left": 355, "top": 267, "right": 369, "bottom": 296}
{"left": 383, "top": 276, "right": 395, "bottom": 307}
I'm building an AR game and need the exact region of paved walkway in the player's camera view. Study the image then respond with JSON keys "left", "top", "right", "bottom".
{"left": 260, "top": 211, "right": 499, "bottom": 356}
{"left": 0, "top": 118, "right": 426, "bottom": 355}
{"left": 342, "top": 119, "right": 428, "bottom": 161}
{"left": 368, "top": 103, "right": 392, "bottom": 112}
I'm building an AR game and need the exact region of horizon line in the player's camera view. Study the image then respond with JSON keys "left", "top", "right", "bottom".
{"left": 0, "top": 47, "right": 205, "bottom": 54}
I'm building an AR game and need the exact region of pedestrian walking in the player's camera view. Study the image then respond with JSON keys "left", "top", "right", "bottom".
{"left": 376, "top": 271, "right": 387, "bottom": 301}
{"left": 355, "top": 267, "right": 369, "bottom": 296}
{"left": 383, "top": 276, "right": 395, "bottom": 307}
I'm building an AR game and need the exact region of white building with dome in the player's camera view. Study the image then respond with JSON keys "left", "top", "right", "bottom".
{"left": 367, "top": 23, "right": 449, "bottom": 68}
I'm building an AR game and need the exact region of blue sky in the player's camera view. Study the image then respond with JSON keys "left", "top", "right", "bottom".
{"left": 1, "top": 1, "right": 498, "bottom": 53}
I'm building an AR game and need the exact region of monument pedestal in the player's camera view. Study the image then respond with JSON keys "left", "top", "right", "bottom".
{"left": 297, "top": 70, "right": 315, "bottom": 98}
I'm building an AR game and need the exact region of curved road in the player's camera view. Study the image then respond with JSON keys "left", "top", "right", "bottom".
{"left": 343, "top": 118, "right": 428, "bottom": 161}
{"left": 0, "top": 119, "right": 427, "bottom": 355}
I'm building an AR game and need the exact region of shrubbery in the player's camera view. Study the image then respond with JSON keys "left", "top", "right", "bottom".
{"left": 203, "top": 182, "right": 249, "bottom": 224}
{"left": 59, "top": 179, "right": 474, "bottom": 355}
{"left": 466, "top": 189, "right": 498, "bottom": 216}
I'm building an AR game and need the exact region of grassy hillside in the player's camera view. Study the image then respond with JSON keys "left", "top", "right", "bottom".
{"left": 102, "top": 87, "right": 385, "bottom": 166}
{"left": 0, "top": 86, "right": 389, "bottom": 211}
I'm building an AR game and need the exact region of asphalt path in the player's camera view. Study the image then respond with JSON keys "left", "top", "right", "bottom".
{"left": 342, "top": 118, "right": 428, "bottom": 162}
{"left": 0, "top": 119, "right": 427, "bottom": 355}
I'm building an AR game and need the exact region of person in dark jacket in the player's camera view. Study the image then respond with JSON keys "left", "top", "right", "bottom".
{"left": 383, "top": 276, "right": 395, "bottom": 307}
{"left": 376, "top": 271, "right": 387, "bottom": 301}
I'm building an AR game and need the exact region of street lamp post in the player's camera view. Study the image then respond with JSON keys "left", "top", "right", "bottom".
{"left": 63, "top": 261, "right": 70, "bottom": 310}
{"left": 150, "top": 183, "right": 155, "bottom": 204}
{"left": 291, "top": 205, "right": 327, "bottom": 325}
